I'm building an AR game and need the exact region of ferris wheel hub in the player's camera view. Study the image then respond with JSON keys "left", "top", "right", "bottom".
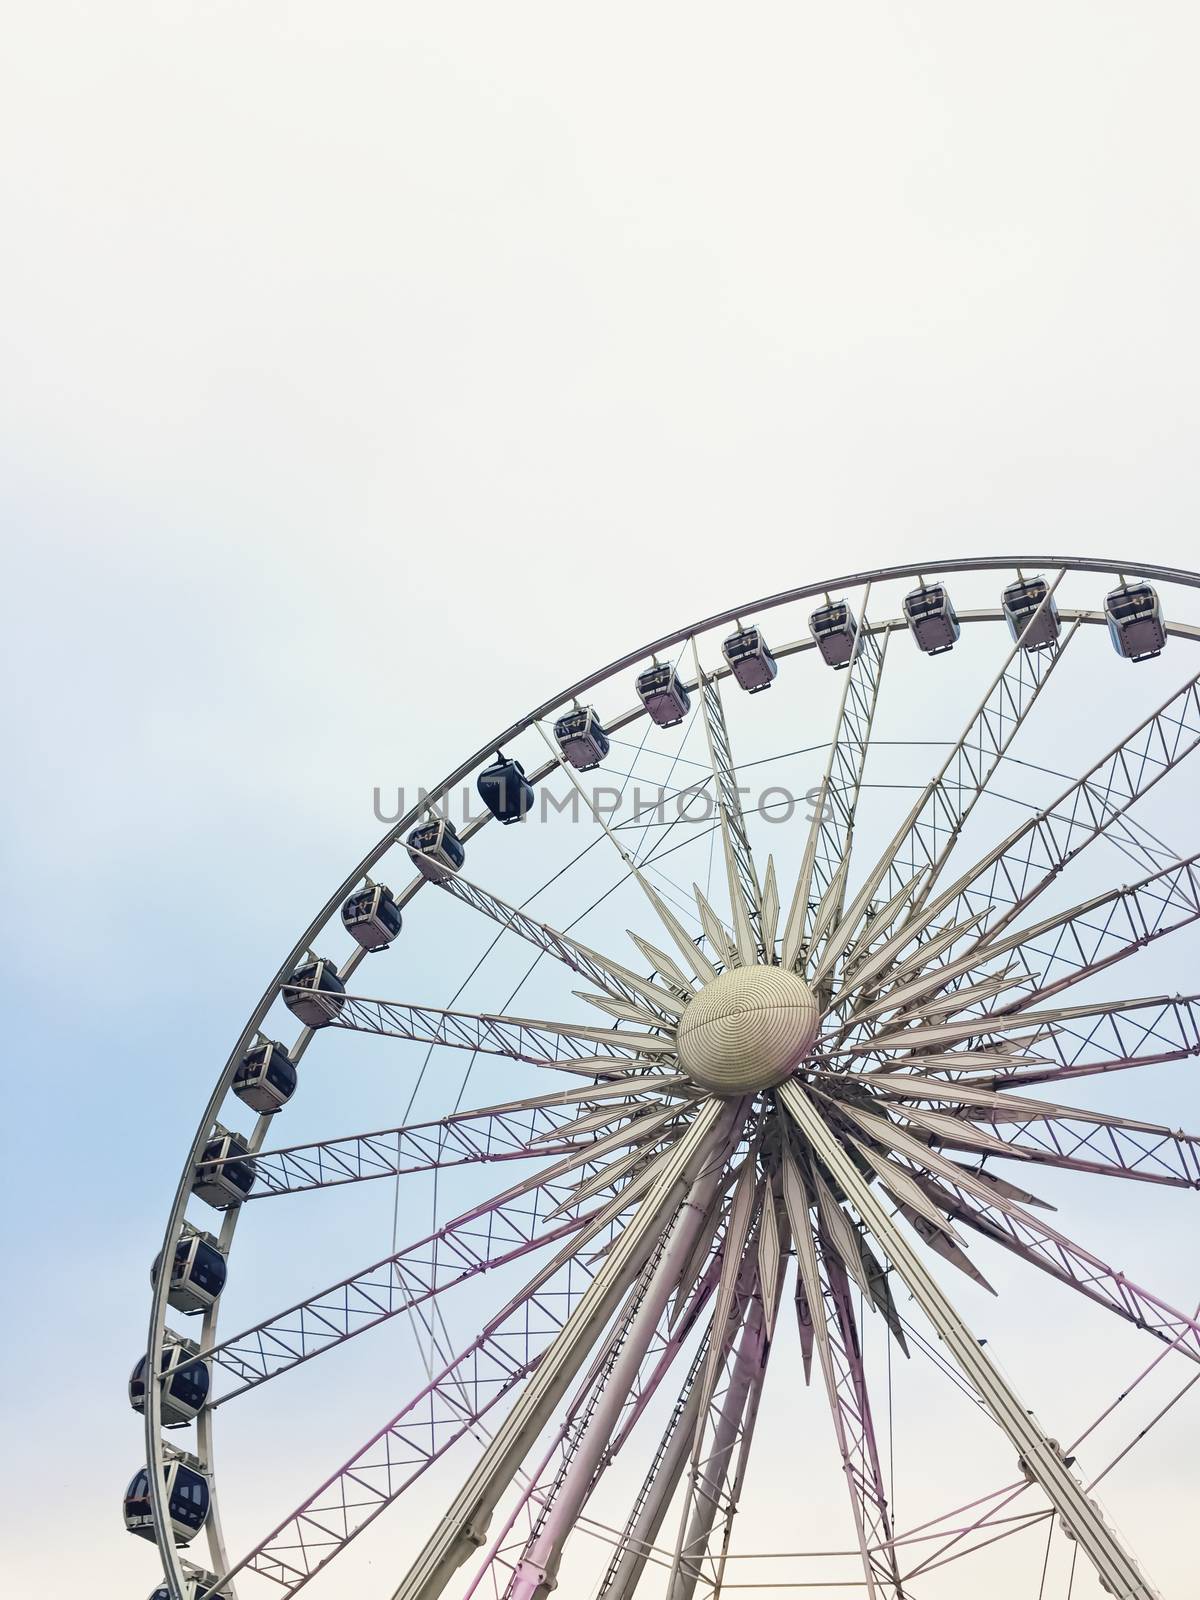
{"left": 675, "top": 964, "right": 820, "bottom": 1095}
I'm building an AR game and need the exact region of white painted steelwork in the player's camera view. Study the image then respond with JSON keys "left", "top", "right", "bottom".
{"left": 141, "top": 559, "right": 1200, "bottom": 1600}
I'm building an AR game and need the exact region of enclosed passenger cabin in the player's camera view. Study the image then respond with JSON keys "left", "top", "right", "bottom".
{"left": 722, "top": 625, "right": 778, "bottom": 692}
{"left": 151, "top": 1228, "right": 227, "bottom": 1315}
{"left": 282, "top": 957, "right": 346, "bottom": 1028}
{"left": 129, "top": 1337, "right": 211, "bottom": 1427}
{"left": 903, "top": 582, "right": 961, "bottom": 656}
{"left": 232, "top": 1039, "right": 297, "bottom": 1113}
{"left": 192, "top": 1127, "right": 256, "bottom": 1210}
{"left": 1106, "top": 581, "right": 1167, "bottom": 662}
{"left": 1002, "top": 575, "right": 1061, "bottom": 651}
{"left": 123, "top": 1455, "right": 211, "bottom": 1547}
{"left": 554, "top": 706, "right": 610, "bottom": 770}
{"left": 148, "top": 1570, "right": 230, "bottom": 1600}
{"left": 341, "top": 882, "right": 403, "bottom": 951}
{"left": 477, "top": 755, "right": 535, "bottom": 824}
{"left": 636, "top": 661, "right": 691, "bottom": 727}
{"left": 809, "top": 600, "right": 861, "bottom": 669}
{"left": 406, "top": 817, "right": 466, "bottom": 883}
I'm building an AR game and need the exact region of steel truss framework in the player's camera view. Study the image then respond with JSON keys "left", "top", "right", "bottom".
{"left": 142, "top": 559, "right": 1200, "bottom": 1600}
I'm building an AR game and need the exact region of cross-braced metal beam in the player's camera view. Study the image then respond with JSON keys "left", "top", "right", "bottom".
{"left": 824, "top": 583, "right": 1076, "bottom": 997}
{"left": 236, "top": 1081, "right": 692, "bottom": 1201}
{"left": 782, "top": 585, "right": 888, "bottom": 973}
{"left": 691, "top": 641, "right": 763, "bottom": 963}
{"left": 239, "top": 1090, "right": 684, "bottom": 1200}
{"left": 314, "top": 988, "right": 675, "bottom": 1065}
{"left": 913, "top": 1165, "right": 1200, "bottom": 1361}
{"left": 853, "top": 1074, "right": 1200, "bottom": 1188}
{"left": 503, "top": 1129, "right": 746, "bottom": 1599}
{"left": 464, "top": 1231, "right": 680, "bottom": 1600}
{"left": 838, "top": 850, "right": 1200, "bottom": 1038}
{"left": 200, "top": 1125, "right": 687, "bottom": 1397}
{"left": 667, "top": 1286, "right": 766, "bottom": 1600}
{"left": 854, "top": 670, "right": 1200, "bottom": 1022}
{"left": 391, "top": 1099, "right": 743, "bottom": 1600}
{"left": 436, "top": 872, "right": 683, "bottom": 1021}
{"left": 227, "top": 1226, "right": 637, "bottom": 1593}
{"left": 215, "top": 1109, "right": 736, "bottom": 1598}
{"left": 780, "top": 1145, "right": 887, "bottom": 1599}
{"left": 817, "top": 1241, "right": 906, "bottom": 1597}
{"left": 781, "top": 1078, "right": 1163, "bottom": 1600}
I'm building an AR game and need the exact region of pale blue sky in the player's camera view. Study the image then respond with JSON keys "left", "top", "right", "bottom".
{"left": 3, "top": 5, "right": 1200, "bottom": 1598}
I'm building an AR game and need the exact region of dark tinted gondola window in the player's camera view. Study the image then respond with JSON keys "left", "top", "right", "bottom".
{"left": 172, "top": 1362, "right": 210, "bottom": 1406}
{"left": 192, "top": 1244, "right": 226, "bottom": 1293}
{"left": 267, "top": 1060, "right": 294, "bottom": 1091}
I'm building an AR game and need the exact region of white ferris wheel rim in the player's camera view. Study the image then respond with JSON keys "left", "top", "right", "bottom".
{"left": 142, "top": 555, "right": 1200, "bottom": 1600}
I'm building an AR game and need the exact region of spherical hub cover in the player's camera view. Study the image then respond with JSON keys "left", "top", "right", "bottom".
{"left": 676, "top": 965, "right": 821, "bottom": 1095}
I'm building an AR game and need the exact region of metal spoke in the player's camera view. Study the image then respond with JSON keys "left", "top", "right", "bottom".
{"left": 504, "top": 1210, "right": 733, "bottom": 1600}
{"left": 884, "top": 850, "right": 1200, "bottom": 1027}
{"left": 667, "top": 1280, "right": 767, "bottom": 1600}
{"left": 701, "top": 1327, "right": 771, "bottom": 1598}
{"left": 848, "top": 988, "right": 1200, "bottom": 1062}
{"left": 823, "top": 1092, "right": 1200, "bottom": 1362}
{"left": 687, "top": 1187, "right": 791, "bottom": 1600}
{"left": 855, "top": 667, "right": 1200, "bottom": 1012}
{"left": 779, "top": 1079, "right": 1164, "bottom": 1600}
{"left": 219, "top": 1187, "right": 667, "bottom": 1595}
{"left": 860, "top": 1075, "right": 1200, "bottom": 1189}
{"left": 691, "top": 639, "right": 763, "bottom": 963}
{"left": 316, "top": 986, "right": 676, "bottom": 1064}
{"left": 823, "top": 578, "right": 1076, "bottom": 993}
{"left": 596, "top": 1338, "right": 713, "bottom": 1600}
{"left": 599, "top": 1225, "right": 763, "bottom": 1600}
{"left": 782, "top": 584, "right": 888, "bottom": 972}
{"left": 390, "top": 1098, "right": 743, "bottom": 1600}
{"left": 240, "top": 1083, "right": 691, "bottom": 1200}
{"left": 916, "top": 1167, "right": 1200, "bottom": 1363}
{"left": 465, "top": 1229, "right": 689, "bottom": 1600}
{"left": 779, "top": 1143, "right": 886, "bottom": 1599}
{"left": 817, "top": 1240, "right": 906, "bottom": 1598}
{"left": 536, "top": 719, "right": 717, "bottom": 985}
{"left": 201, "top": 1122, "right": 692, "bottom": 1397}
{"left": 437, "top": 870, "right": 684, "bottom": 1019}
{"left": 689, "top": 1159, "right": 760, "bottom": 1426}
{"left": 877, "top": 990, "right": 1200, "bottom": 1092}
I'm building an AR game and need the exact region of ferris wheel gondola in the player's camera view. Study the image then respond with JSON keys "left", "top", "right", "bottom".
{"left": 150, "top": 1226, "right": 226, "bottom": 1316}
{"left": 129, "top": 1336, "right": 211, "bottom": 1428}
{"left": 230, "top": 1039, "right": 297, "bottom": 1113}
{"left": 341, "top": 881, "right": 403, "bottom": 949}
{"left": 1106, "top": 579, "right": 1168, "bottom": 661}
{"left": 406, "top": 816, "right": 466, "bottom": 881}
{"left": 1002, "top": 572, "right": 1062, "bottom": 649}
{"left": 124, "top": 1454, "right": 210, "bottom": 1546}
{"left": 477, "top": 754, "right": 536, "bottom": 823}
{"left": 635, "top": 659, "right": 691, "bottom": 727}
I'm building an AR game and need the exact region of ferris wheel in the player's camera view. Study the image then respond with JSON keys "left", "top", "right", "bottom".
{"left": 129, "top": 557, "right": 1200, "bottom": 1600}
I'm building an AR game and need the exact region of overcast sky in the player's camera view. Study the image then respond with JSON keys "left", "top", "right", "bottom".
{"left": 3, "top": 5, "right": 1200, "bottom": 1599}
